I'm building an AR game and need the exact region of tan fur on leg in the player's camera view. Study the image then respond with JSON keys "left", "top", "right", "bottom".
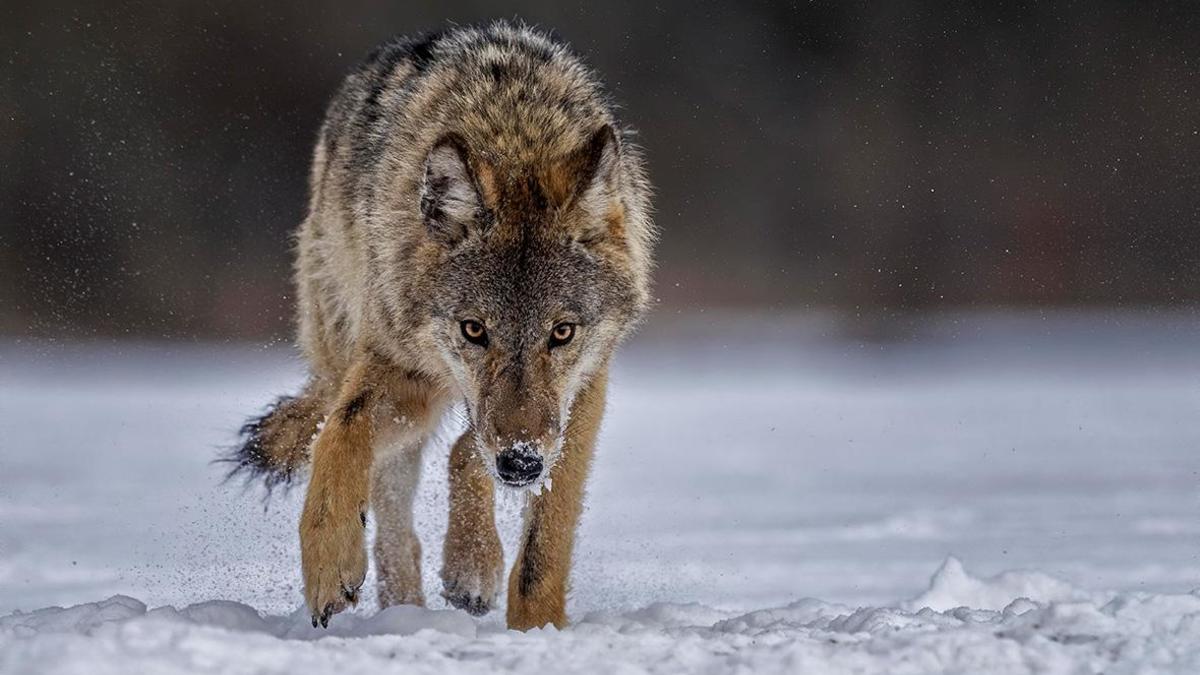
{"left": 300, "top": 358, "right": 444, "bottom": 627}
{"left": 507, "top": 367, "right": 607, "bottom": 630}
{"left": 440, "top": 431, "right": 504, "bottom": 616}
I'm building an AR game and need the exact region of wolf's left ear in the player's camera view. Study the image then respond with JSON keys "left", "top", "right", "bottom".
{"left": 420, "top": 135, "right": 486, "bottom": 245}
{"left": 550, "top": 125, "right": 625, "bottom": 244}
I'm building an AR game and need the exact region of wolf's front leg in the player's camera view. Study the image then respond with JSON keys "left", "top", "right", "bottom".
{"left": 300, "top": 360, "right": 439, "bottom": 627}
{"left": 441, "top": 430, "right": 504, "bottom": 616}
{"left": 507, "top": 369, "right": 608, "bottom": 630}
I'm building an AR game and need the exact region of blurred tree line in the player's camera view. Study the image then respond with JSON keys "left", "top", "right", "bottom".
{"left": 2, "top": 0, "right": 1197, "bottom": 338}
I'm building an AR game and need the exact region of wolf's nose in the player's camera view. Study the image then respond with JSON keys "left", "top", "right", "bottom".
{"left": 496, "top": 446, "right": 543, "bottom": 486}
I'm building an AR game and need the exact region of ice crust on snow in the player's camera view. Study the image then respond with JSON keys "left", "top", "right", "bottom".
{"left": 6, "top": 558, "right": 1200, "bottom": 674}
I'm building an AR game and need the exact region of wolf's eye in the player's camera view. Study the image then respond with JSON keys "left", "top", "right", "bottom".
{"left": 549, "top": 322, "right": 575, "bottom": 348}
{"left": 461, "top": 320, "right": 488, "bottom": 347}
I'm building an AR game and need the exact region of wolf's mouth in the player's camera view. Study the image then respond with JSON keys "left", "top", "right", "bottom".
{"left": 499, "top": 475, "right": 538, "bottom": 488}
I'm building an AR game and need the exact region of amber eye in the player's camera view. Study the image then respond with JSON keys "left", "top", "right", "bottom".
{"left": 549, "top": 322, "right": 575, "bottom": 348}
{"left": 460, "top": 320, "right": 488, "bottom": 347}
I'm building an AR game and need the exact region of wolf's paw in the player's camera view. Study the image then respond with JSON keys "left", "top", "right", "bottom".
{"left": 376, "top": 531, "right": 425, "bottom": 609}
{"left": 440, "top": 534, "right": 504, "bottom": 617}
{"left": 300, "top": 499, "right": 367, "bottom": 627}
{"left": 441, "top": 574, "right": 501, "bottom": 616}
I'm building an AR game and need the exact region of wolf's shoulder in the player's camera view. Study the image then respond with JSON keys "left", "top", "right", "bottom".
{"left": 336, "top": 20, "right": 582, "bottom": 101}
{"left": 322, "top": 21, "right": 597, "bottom": 148}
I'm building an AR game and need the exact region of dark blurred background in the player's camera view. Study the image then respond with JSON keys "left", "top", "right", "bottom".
{"left": 3, "top": 1, "right": 1198, "bottom": 339}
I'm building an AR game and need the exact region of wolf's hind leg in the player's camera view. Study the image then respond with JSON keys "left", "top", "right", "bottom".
{"left": 440, "top": 431, "right": 504, "bottom": 616}
{"left": 371, "top": 433, "right": 426, "bottom": 608}
{"left": 506, "top": 368, "right": 607, "bottom": 630}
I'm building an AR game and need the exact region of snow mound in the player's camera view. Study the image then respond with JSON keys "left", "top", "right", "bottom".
{"left": 905, "top": 556, "right": 1102, "bottom": 611}
{"left": 5, "top": 558, "right": 1200, "bottom": 674}
{"left": 0, "top": 596, "right": 475, "bottom": 641}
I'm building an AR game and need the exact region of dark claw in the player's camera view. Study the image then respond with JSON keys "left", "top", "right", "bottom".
{"left": 343, "top": 585, "right": 359, "bottom": 604}
{"left": 360, "top": 511, "right": 367, "bottom": 528}
{"left": 445, "top": 592, "right": 491, "bottom": 617}
{"left": 311, "top": 615, "right": 318, "bottom": 628}
{"left": 320, "top": 603, "right": 332, "bottom": 628}
{"left": 468, "top": 596, "right": 488, "bottom": 616}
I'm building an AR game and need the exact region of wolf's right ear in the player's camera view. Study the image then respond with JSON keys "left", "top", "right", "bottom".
{"left": 420, "top": 136, "right": 486, "bottom": 245}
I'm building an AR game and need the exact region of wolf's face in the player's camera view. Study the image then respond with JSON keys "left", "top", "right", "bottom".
{"left": 419, "top": 128, "right": 640, "bottom": 487}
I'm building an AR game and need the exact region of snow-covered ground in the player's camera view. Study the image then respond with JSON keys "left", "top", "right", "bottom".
{"left": 2, "top": 311, "right": 1199, "bottom": 673}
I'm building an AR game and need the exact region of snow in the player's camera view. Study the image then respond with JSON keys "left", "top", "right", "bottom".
{"left": 2, "top": 311, "right": 1199, "bottom": 673}
{"left": 6, "top": 560, "right": 1200, "bottom": 674}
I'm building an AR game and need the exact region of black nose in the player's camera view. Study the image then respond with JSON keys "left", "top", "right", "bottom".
{"left": 496, "top": 446, "right": 543, "bottom": 485}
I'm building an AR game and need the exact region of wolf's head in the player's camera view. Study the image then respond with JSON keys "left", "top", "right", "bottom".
{"left": 417, "top": 126, "right": 649, "bottom": 487}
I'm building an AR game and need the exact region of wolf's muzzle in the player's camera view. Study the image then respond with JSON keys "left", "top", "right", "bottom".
{"left": 496, "top": 444, "right": 543, "bottom": 486}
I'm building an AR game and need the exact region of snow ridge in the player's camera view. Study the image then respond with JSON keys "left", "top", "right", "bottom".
{"left": 5, "top": 558, "right": 1200, "bottom": 674}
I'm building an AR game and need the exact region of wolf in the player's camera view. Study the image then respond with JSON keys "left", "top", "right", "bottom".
{"left": 225, "top": 21, "right": 654, "bottom": 631}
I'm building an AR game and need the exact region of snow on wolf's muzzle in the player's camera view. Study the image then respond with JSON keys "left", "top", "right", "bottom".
{"left": 495, "top": 441, "right": 543, "bottom": 487}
